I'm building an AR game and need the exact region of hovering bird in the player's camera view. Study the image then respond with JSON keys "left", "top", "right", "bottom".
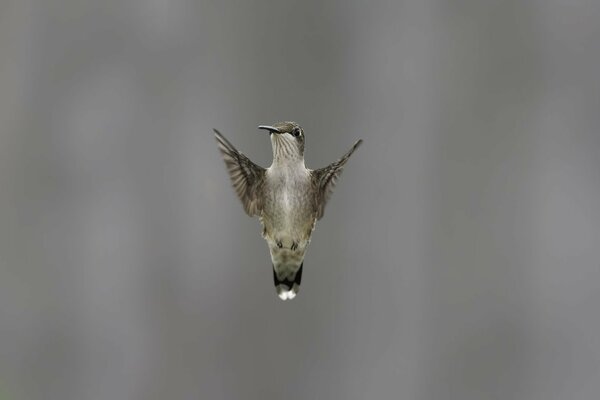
{"left": 214, "top": 122, "right": 362, "bottom": 300}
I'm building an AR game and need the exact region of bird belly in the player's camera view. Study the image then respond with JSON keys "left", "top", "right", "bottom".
{"left": 264, "top": 216, "right": 313, "bottom": 282}
{"left": 259, "top": 171, "right": 316, "bottom": 279}
{"left": 261, "top": 195, "right": 314, "bottom": 247}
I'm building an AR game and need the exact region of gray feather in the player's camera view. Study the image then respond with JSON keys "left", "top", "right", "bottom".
{"left": 214, "top": 129, "right": 266, "bottom": 216}
{"left": 311, "top": 139, "right": 363, "bottom": 220}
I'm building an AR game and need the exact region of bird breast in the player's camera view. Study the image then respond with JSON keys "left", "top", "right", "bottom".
{"left": 262, "top": 167, "right": 314, "bottom": 244}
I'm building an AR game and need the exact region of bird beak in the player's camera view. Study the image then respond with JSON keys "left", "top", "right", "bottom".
{"left": 258, "top": 125, "right": 281, "bottom": 134}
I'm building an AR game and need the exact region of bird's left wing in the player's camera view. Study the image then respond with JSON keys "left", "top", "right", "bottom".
{"left": 214, "top": 129, "right": 266, "bottom": 216}
{"left": 311, "top": 139, "right": 363, "bottom": 220}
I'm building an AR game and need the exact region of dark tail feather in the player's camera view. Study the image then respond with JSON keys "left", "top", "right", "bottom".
{"left": 273, "top": 263, "right": 303, "bottom": 300}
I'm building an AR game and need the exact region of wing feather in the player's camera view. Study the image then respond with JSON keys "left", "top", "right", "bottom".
{"left": 214, "top": 129, "right": 266, "bottom": 216}
{"left": 311, "top": 139, "right": 362, "bottom": 220}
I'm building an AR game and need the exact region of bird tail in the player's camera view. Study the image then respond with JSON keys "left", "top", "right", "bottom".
{"left": 273, "top": 262, "right": 303, "bottom": 300}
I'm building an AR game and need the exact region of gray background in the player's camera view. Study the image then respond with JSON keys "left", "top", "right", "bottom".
{"left": 1, "top": 1, "right": 599, "bottom": 399}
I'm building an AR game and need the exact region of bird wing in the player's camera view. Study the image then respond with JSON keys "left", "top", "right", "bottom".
{"left": 214, "top": 129, "right": 266, "bottom": 216}
{"left": 311, "top": 139, "right": 363, "bottom": 220}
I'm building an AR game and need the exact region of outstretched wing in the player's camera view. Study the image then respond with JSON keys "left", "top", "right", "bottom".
{"left": 214, "top": 129, "right": 266, "bottom": 216}
{"left": 311, "top": 139, "right": 363, "bottom": 220}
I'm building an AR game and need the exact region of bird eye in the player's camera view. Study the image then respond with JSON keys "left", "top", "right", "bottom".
{"left": 292, "top": 128, "right": 301, "bottom": 137}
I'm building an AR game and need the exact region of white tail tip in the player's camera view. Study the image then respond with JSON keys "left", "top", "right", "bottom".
{"left": 276, "top": 284, "right": 300, "bottom": 300}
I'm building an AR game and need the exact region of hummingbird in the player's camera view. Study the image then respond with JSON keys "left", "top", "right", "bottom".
{"left": 214, "top": 122, "right": 362, "bottom": 300}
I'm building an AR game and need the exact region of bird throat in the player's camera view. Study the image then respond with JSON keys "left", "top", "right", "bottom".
{"left": 272, "top": 138, "right": 303, "bottom": 165}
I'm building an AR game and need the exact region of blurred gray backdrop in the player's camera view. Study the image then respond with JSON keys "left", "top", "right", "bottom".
{"left": 1, "top": 1, "right": 600, "bottom": 399}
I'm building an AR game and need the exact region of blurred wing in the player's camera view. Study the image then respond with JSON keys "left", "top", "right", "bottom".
{"left": 214, "top": 129, "right": 266, "bottom": 216}
{"left": 311, "top": 139, "right": 362, "bottom": 220}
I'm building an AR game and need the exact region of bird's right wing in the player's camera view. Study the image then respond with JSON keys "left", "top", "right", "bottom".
{"left": 214, "top": 129, "right": 266, "bottom": 216}
{"left": 311, "top": 139, "right": 363, "bottom": 220}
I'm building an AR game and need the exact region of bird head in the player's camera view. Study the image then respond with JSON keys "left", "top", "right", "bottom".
{"left": 259, "top": 121, "right": 305, "bottom": 163}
